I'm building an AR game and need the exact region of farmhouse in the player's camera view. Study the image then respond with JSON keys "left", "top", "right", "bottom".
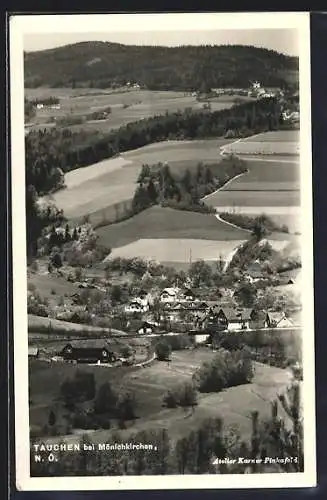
{"left": 265, "top": 312, "right": 293, "bottom": 328}
{"left": 160, "top": 287, "right": 181, "bottom": 303}
{"left": 244, "top": 262, "right": 266, "bottom": 283}
{"left": 220, "top": 308, "right": 255, "bottom": 331}
{"left": 197, "top": 306, "right": 257, "bottom": 332}
{"left": 61, "top": 343, "right": 116, "bottom": 364}
{"left": 181, "top": 287, "right": 197, "bottom": 302}
{"left": 125, "top": 299, "right": 149, "bottom": 314}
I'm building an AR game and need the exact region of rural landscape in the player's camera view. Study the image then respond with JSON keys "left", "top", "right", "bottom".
{"left": 23, "top": 36, "right": 304, "bottom": 477}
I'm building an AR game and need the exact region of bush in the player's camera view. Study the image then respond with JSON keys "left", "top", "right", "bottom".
{"left": 193, "top": 348, "right": 254, "bottom": 393}
{"left": 93, "top": 382, "right": 118, "bottom": 416}
{"left": 159, "top": 334, "right": 191, "bottom": 351}
{"left": 117, "top": 391, "right": 137, "bottom": 421}
{"left": 155, "top": 340, "right": 172, "bottom": 361}
{"left": 60, "top": 371, "right": 96, "bottom": 409}
{"left": 163, "top": 382, "right": 197, "bottom": 408}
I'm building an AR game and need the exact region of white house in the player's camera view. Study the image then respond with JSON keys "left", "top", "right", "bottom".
{"left": 124, "top": 300, "right": 149, "bottom": 314}
{"left": 160, "top": 287, "right": 181, "bottom": 304}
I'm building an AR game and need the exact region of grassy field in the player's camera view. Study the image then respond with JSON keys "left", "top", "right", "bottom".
{"left": 28, "top": 315, "right": 111, "bottom": 336}
{"left": 246, "top": 130, "right": 300, "bottom": 142}
{"left": 107, "top": 238, "right": 247, "bottom": 264}
{"left": 205, "top": 190, "right": 300, "bottom": 207}
{"left": 29, "top": 348, "right": 293, "bottom": 444}
{"left": 221, "top": 130, "right": 300, "bottom": 156}
{"left": 204, "top": 151, "right": 301, "bottom": 233}
{"left": 28, "top": 272, "right": 79, "bottom": 299}
{"left": 96, "top": 206, "right": 248, "bottom": 247}
{"left": 47, "top": 139, "right": 232, "bottom": 221}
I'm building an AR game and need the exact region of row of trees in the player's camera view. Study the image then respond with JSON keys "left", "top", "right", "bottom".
{"left": 219, "top": 212, "right": 289, "bottom": 234}
{"left": 213, "top": 329, "right": 302, "bottom": 370}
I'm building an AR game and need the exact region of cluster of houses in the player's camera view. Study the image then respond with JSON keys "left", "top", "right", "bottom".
{"left": 122, "top": 285, "right": 301, "bottom": 337}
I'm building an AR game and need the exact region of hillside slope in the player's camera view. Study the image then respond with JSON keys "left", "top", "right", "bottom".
{"left": 24, "top": 41, "right": 298, "bottom": 90}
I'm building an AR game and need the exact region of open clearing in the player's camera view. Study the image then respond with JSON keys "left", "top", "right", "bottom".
{"left": 96, "top": 206, "right": 248, "bottom": 248}
{"left": 47, "top": 139, "right": 232, "bottom": 221}
{"left": 29, "top": 348, "right": 294, "bottom": 445}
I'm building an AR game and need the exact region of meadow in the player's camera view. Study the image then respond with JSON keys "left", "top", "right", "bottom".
{"left": 96, "top": 206, "right": 248, "bottom": 249}
{"left": 25, "top": 88, "right": 236, "bottom": 134}
{"left": 204, "top": 135, "right": 301, "bottom": 234}
{"left": 29, "top": 348, "right": 293, "bottom": 444}
{"left": 221, "top": 130, "right": 300, "bottom": 156}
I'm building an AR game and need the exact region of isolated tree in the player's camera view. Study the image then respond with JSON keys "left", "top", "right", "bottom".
{"left": 252, "top": 215, "right": 269, "bottom": 241}
{"left": 94, "top": 382, "right": 118, "bottom": 415}
{"left": 64, "top": 223, "right": 71, "bottom": 242}
{"left": 117, "top": 391, "right": 137, "bottom": 421}
{"left": 48, "top": 410, "right": 56, "bottom": 427}
{"left": 181, "top": 168, "right": 193, "bottom": 192}
{"left": 147, "top": 178, "right": 158, "bottom": 204}
{"left": 110, "top": 284, "right": 123, "bottom": 304}
{"left": 234, "top": 282, "right": 257, "bottom": 308}
{"left": 51, "top": 252, "right": 63, "bottom": 269}
{"left": 189, "top": 260, "right": 212, "bottom": 287}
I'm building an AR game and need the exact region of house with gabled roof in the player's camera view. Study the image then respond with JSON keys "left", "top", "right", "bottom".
{"left": 160, "top": 287, "right": 181, "bottom": 303}
{"left": 265, "top": 311, "right": 294, "bottom": 328}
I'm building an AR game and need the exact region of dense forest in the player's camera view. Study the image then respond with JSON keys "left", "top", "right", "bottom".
{"left": 24, "top": 42, "right": 298, "bottom": 90}
{"left": 26, "top": 97, "right": 283, "bottom": 196}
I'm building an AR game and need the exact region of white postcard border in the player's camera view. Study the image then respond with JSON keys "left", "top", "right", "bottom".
{"left": 10, "top": 11, "right": 316, "bottom": 491}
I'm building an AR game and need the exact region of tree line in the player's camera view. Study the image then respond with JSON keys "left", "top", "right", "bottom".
{"left": 24, "top": 41, "right": 298, "bottom": 90}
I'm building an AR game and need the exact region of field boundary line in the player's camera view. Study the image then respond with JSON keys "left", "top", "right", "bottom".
{"left": 215, "top": 213, "right": 252, "bottom": 233}
{"left": 201, "top": 172, "right": 247, "bottom": 201}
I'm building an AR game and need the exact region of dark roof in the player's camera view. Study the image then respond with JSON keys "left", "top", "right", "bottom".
{"left": 266, "top": 312, "right": 285, "bottom": 323}
{"left": 220, "top": 308, "right": 254, "bottom": 321}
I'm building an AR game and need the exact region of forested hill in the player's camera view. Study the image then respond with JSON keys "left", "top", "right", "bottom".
{"left": 24, "top": 42, "right": 298, "bottom": 90}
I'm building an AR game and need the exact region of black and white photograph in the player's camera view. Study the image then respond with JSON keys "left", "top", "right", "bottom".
{"left": 10, "top": 12, "right": 316, "bottom": 490}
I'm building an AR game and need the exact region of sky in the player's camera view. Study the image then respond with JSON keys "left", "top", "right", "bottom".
{"left": 24, "top": 29, "right": 299, "bottom": 57}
